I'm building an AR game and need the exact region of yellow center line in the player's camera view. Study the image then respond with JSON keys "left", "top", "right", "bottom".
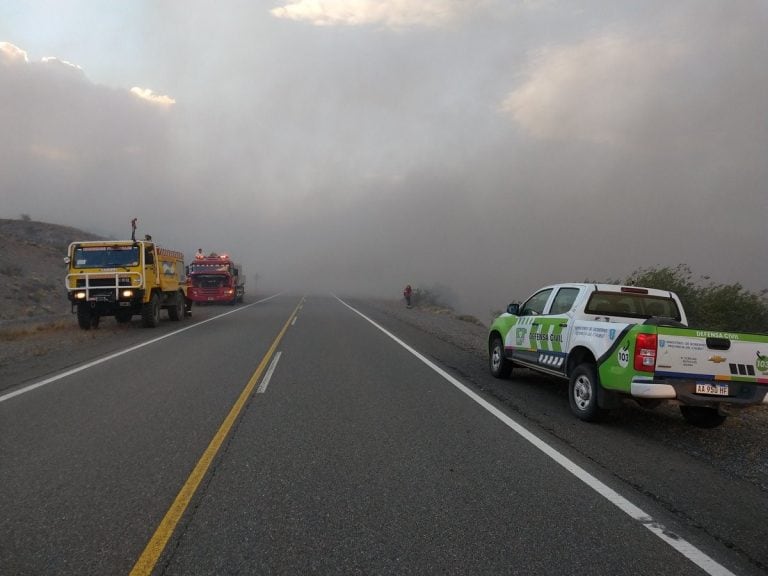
{"left": 130, "top": 297, "right": 304, "bottom": 576}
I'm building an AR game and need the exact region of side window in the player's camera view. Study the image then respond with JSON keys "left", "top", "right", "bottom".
{"left": 520, "top": 289, "right": 553, "bottom": 316}
{"left": 550, "top": 287, "right": 580, "bottom": 315}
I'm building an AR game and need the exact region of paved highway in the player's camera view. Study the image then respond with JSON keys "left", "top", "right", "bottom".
{"left": 0, "top": 295, "right": 764, "bottom": 575}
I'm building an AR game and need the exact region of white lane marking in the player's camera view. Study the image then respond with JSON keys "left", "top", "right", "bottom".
{"left": 256, "top": 351, "right": 282, "bottom": 394}
{"left": 291, "top": 317, "right": 297, "bottom": 326}
{"left": 334, "top": 296, "right": 737, "bottom": 576}
{"left": 0, "top": 294, "right": 282, "bottom": 404}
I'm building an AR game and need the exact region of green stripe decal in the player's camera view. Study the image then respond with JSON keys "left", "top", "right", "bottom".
{"left": 551, "top": 322, "right": 564, "bottom": 353}
{"left": 538, "top": 323, "right": 550, "bottom": 352}
{"left": 529, "top": 322, "right": 540, "bottom": 351}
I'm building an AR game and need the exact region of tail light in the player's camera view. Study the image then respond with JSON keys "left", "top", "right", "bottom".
{"left": 634, "top": 333, "right": 657, "bottom": 372}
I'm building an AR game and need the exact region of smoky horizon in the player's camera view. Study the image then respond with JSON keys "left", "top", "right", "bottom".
{"left": 2, "top": 1, "right": 766, "bottom": 320}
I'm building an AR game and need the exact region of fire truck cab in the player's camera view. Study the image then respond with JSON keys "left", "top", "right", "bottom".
{"left": 186, "top": 252, "right": 245, "bottom": 305}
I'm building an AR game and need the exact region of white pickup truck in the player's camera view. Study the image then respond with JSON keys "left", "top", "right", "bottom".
{"left": 488, "top": 283, "right": 768, "bottom": 427}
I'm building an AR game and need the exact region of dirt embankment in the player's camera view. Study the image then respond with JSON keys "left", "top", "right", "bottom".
{"left": 0, "top": 218, "right": 103, "bottom": 323}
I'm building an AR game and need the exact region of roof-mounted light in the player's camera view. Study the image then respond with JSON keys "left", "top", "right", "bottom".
{"left": 621, "top": 287, "right": 648, "bottom": 294}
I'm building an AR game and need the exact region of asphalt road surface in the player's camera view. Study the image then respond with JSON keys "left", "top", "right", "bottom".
{"left": 0, "top": 294, "right": 765, "bottom": 575}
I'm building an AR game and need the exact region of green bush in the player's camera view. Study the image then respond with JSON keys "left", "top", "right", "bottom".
{"left": 411, "top": 286, "right": 452, "bottom": 310}
{"left": 619, "top": 264, "right": 768, "bottom": 333}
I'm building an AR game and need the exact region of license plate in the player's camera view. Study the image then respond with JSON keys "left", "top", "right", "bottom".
{"left": 695, "top": 383, "right": 729, "bottom": 396}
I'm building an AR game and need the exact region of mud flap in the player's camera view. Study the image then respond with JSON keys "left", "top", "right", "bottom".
{"left": 598, "top": 386, "right": 622, "bottom": 409}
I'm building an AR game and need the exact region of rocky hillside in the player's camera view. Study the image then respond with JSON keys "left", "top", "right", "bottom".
{"left": 0, "top": 218, "right": 103, "bottom": 323}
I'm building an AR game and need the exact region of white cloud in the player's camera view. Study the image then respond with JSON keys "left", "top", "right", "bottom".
{"left": 41, "top": 56, "right": 83, "bottom": 72}
{"left": 270, "top": 0, "right": 471, "bottom": 28}
{"left": 0, "top": 42, "right": 180, "bottom": 235}
{"left": 0, "top": 41, "right": 29, "bottom": 65}
{"left": 130, "top": 87, "right": 176, "bottom": 106}
{"left": 501, "top": 34, "right": 687, "bottom": 143}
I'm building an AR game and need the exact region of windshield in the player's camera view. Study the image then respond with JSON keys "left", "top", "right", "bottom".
{"left": 191, "top": 274, "right": 227, "bottom": 288}
{"left": 189, "top": 263, "right": 231, "bottom": 274}
{"left": 73, "top": 246, "right": 140, "bottom": 269}
{"left": 584, "top": 291, "right": 681, "bottom": 320}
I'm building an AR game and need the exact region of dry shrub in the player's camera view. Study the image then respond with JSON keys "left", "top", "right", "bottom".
{"left": 0, "top": 319, "right": 71, "bottom": 341}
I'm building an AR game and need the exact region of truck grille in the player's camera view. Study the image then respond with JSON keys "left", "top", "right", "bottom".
{"left": 75, "top": 278, "right": 132, "bottom": 287}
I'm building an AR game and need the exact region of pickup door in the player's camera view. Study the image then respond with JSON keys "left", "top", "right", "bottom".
{"left": 654, "top": 327, "right": 768, "bottom": 398}
{"left": 504, "top": 285, "right": 582, "bottom": 377}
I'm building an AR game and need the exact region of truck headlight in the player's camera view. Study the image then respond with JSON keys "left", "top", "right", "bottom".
{"left": 74, "top": 291, "right": 87, "bottom": 300}
{"left": 121, "top": 289, "right": 134, "bottom": 298}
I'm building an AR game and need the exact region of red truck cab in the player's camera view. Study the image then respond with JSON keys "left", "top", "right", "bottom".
{"left": 186, "top": 252, "right": 245, "bottom": 305}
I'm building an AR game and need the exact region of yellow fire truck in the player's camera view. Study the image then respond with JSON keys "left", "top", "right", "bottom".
{"left": 65, "top": 239, "right": 189, "bottom": 329}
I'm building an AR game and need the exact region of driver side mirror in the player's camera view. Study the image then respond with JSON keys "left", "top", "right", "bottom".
{"left": 506, "top": 303, "right": 520, "bottom": 315}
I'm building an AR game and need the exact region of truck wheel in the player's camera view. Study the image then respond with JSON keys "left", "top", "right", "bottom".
{"left": 115, "top": 310, "right": 132, "bottom": 324}
{"left": 77, "top": 303, "right": 92, "bottom": 330}
{"left": 569, "top": 364, "right": 605, "bottom": 422}
{"left": 489, "top": 335, "right": 512, "bottom": 378}
{"left": 142, "top": 293, "right": 161, "bottom": 328}
{"left": 168, "top": 292, "right": 183, "bottom": 321}
{"left": 680, "top": 406, "right": 727, "bottom": 428}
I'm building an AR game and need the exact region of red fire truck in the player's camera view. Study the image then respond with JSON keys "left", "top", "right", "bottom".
{"left": 186, "top": 252, "right": 245, "bottom": 305}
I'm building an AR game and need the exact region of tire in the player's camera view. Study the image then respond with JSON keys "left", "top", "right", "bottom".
{"left": 489, "top": 335, "right": 513, "bottom": 378}
{"left": 680, "top": 405, "right": 727, "bottom": 428}
{"left": 569, "top": 363, "right": 605, "bottom": 422}
{"left": 141, "top": 293, "right": 161, "bottom": 327}
{"left": 168, "top": 292, "right": 183, "bottom": 321}
{"left": 115, "top": 310, "right": 132, "bottom": 324}
{"left": 77, "top": 303, "right": 92, "bottom": 330}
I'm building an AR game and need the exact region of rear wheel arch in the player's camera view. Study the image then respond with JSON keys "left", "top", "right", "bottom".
{"left": 569, "top": 362, "right": 606, "bottom": 421}
{"left": 566, "top": 346, "right": 596, "bottom": 377}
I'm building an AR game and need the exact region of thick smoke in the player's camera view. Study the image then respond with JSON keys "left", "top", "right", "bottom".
{"left": 1, "top": 1, "right": 766, "bottom": 319}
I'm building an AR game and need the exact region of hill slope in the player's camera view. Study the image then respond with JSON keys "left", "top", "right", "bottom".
{"left": 0, "top": 219, "right": 103, "bottom": 322}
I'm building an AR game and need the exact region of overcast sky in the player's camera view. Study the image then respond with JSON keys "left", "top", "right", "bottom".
{"left": 1, "top": 1, "right": 766, "bottom": 318}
